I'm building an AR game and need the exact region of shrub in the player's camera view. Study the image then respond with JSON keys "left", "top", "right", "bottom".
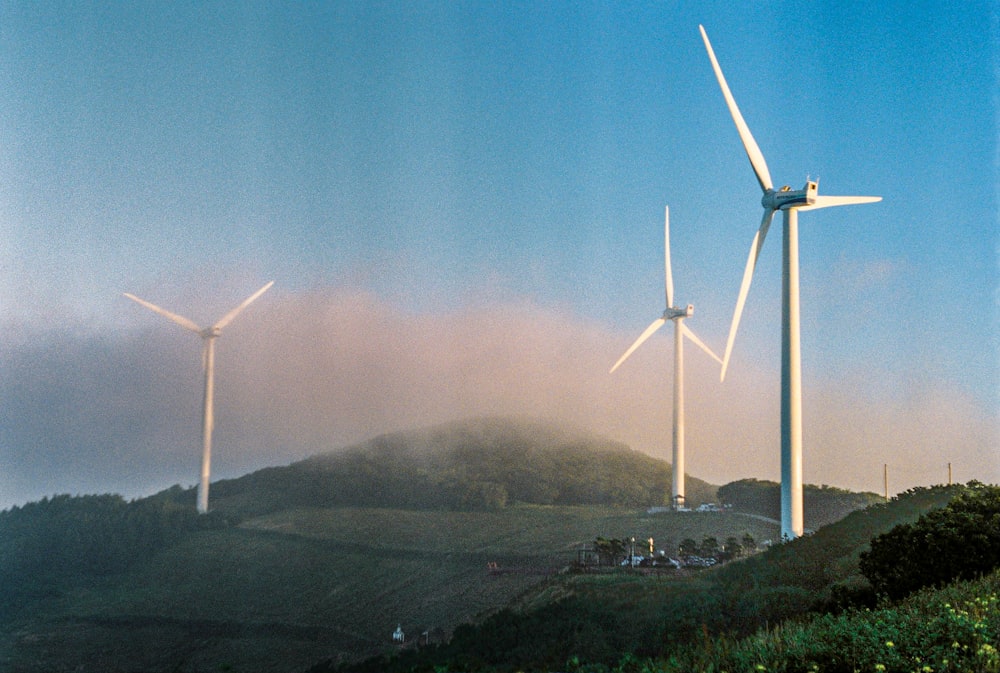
{"left": 860, "top": 482, "right": 1000, "bottom": 600}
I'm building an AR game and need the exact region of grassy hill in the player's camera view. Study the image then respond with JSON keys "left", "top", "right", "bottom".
{"left": 330, "top": 484, "right": 973, "bottom": 673}
{"left": 201, "top": 416, "right": 719, "bottom": 517}
{"left": 719, "top": 477, "right": 884, "bottom": 530}
{"left": 0, "top": 417, "right": 922, "bottom": 672}
{"left": 1, "top": 505, "right": 780, "bottom": 672}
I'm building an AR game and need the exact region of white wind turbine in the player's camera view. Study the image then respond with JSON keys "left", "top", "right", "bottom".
{"left": 611, "top": 206, "right": 722, "bottom": 510}
{"left": 700, "top": 25, "right": 881, "bottom": 539}
{"left": 125, "top": 281, "right": 274, "bottom": 514}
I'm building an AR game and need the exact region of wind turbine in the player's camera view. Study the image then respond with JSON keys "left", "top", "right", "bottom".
{"left": 699, "top": 25, "right": 881, "bottom": 539}
{"left": 610, "top": 206, "right": 722, "bottom": 510}
{"left": 125, "top": 281, "right": 274, "bottom": 514}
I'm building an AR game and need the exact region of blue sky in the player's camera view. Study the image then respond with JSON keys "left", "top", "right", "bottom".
{"left": 1, "top": 2, "right": 996, "bottom": 509}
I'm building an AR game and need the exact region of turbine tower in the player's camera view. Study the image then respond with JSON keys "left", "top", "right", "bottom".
{"left": 699, "top": 25, "right": 881, "bottom": 539}
{"left": 610, "top": 206, "right": 722, "bottom": 510}
{"left": 125, "top": 281, "right": 274, "bottom": 514}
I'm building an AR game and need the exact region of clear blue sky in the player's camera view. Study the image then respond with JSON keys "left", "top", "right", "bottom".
{"left": 1, "top": 2, "right": 996, "bottom": 508}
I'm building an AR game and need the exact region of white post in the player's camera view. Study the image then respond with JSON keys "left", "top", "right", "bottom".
{"left": 781, "top": 208, "right": 804, "bottom": 539}
{"left": 673, "top": 318, "right": 685, "bottom": 510}
{"left": 198, "top": 336, "right": 216, "bottom": 514}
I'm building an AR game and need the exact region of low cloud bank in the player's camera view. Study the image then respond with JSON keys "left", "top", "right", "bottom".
{"left": 1, "top": 286, "right": 995, "bottom": 509}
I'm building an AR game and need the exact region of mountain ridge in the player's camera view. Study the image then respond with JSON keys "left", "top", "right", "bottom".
{"left": 0, "top": 415, "right": 913, "bottom": 672}
{"left": 200, "top": 416, "right": 719, "bottom": 517}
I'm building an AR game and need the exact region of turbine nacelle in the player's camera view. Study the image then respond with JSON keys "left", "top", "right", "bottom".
{"left": 763, "top": 180, "right": 818, "bottom": 211}
{"left": 663, "top": 304, "right": 694, "bottom": 321}
{"left": 200, "top": 326, "right": 222, "bottom": 339}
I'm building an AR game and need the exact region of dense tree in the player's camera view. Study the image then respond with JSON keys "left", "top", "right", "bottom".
{"left": 719, "top": 478, "right": 883, "bottom": 529}
{"left": 593, "top": 537, "right": 627, "bottom": 565}
{"left": 860, "top": 481, "right": 1000, "bottom": 600}
{"left": 0, "top": 493, "right": 223, "bottom": 602}
{"left": 459, "top": 481, "right": 509, "bottom": 511}
{"left": 718, "top": 479, "right": 781, "bottom": 518}
{"left": 699, "top": 536, "right": 720, "bottom": 558}
{"left": 723, "top": 536, "right": 743, "bottom": 559}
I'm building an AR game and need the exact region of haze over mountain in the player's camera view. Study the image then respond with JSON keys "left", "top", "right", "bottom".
{"left": 4, "top": 288, "right": 994, "bottom": 511}
{"left": 187, "top": 416, "right": 719, "bottom": 517}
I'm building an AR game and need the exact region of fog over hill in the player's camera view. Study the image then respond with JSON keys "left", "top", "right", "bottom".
{"left": 4, "top": 287, "right": 994, "bottom": 511}
{"left": 202, "top": 416, "right": 718, "bottom": 517}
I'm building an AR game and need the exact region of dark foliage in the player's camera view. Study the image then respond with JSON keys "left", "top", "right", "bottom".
{"left": 331, "top": 598, "right": 659, "bottom": 673}
{"left": 859, "top": 481, "right": 1000, "bottom": 600}
{"left": 592, "top": 536, "right": 628, "bottom": 565}
{"left": 0, "top": 492, "right": 224, "bottom": 603}
{"left": 718, "top": 478, "right": 883, "bottom": 529}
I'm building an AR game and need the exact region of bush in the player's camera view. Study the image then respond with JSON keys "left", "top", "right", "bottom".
{"left": 643, "top": 569, "right": 1000, "bottom": 673}
{"left": 860, "top": 482, "right": 1000, "bottom": 600}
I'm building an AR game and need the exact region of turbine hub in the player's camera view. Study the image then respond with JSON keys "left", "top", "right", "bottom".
{"left": 664, "top": 304, "right": 694, "bottom": 320}
{"left": 200, "top": 327, "right": 222, "bottom": 339}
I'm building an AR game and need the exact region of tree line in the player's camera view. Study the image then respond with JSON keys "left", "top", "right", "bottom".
{"left": 718, "top": 477, "right": 883, "bottom": 528}
{"left": 589, "top": 533, "right": 757, "bottom": 566}
{"left": 0, "top": 490, "right": 228, "bottom": 603}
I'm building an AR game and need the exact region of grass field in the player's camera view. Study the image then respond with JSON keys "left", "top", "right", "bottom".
{"left": 3, "top": 505, "right": 778, "bottom": 672}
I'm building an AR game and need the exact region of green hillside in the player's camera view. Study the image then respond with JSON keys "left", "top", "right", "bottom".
{"left": 200, "top": 416, "right": 720, "bottom": 516}
{"left": 0, "top": 504, "right": 779, "bottom": 672}
{"left": 719, "top": 477, "right": 884, "bottom": 529}
{"left": 0, "top": 417, "right": 726, "bottom": 671}
{"left": 0, "top": 417, "right": 928, "bottom": 672}
{"left": 332, "top": 484, "right": 976, "bottom": 673}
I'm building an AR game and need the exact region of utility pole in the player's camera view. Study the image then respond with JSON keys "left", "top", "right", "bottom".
{"left": 948, "top": 462, "right": 953, "bottom": 486}
{"left": 883, "top": 464, "right": 889, "bottom": 501}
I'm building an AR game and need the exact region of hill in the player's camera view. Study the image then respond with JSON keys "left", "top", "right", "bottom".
{"left": 719, "top": 477, "right": 884, "bottom": 529}
{"left": 198, "top": 416, "right": 720, "bottom": 516}
{"left": 0, "top": 417, "right": 914, "bottom": 672}
{"left": 330, "top": 484, "right": 973, "bottom": 673}
{"left": 0, "top": 417, "right": 724, "bottom": 671}
{"left": 0, "top": 504, "right": 781, "bottom": 672}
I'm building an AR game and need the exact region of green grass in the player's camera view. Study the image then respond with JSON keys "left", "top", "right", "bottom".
{"left": 1, "top": 505, "right": 777, "bottom": 672}
{"left": 327, "top": 486, "right": 970, "bottom": 673}
{"left": 244, "top": 504, "right": 777, "bottom": 554}
{"left": 633, "top": 569, "right": 1000, "bottom": 673}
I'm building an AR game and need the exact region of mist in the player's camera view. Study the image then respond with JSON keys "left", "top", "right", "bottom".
{"left": 1, "top": 285, "right": 996, "bottom": 510}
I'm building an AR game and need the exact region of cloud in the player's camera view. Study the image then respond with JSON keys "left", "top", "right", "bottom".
{"left": 1, "top": 285, "right": 996, "bottom": 509}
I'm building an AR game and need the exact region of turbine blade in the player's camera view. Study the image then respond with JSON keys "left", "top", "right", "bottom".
{"left": 610, "top": 318, "right": 666, "bottom": 374}
{"left": 124, "top": 293, "right": 202, "bottom": 333}
{"left": 699, "top": 25, "right": 773, "bottom": 192}
{"left": 681, "top": 323, "right": 723, "bottom": 366}
{"left": 720, "top": 209, "right": 775, "bottom": 381}
{"left": 664, "top": 205, "right": 674, "bottom": 308}
{"left": 795, "top": 195, "right": 883, "bottom": 212}
{"left": 213, "top": 281, "right": 274, "bottom": 330}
